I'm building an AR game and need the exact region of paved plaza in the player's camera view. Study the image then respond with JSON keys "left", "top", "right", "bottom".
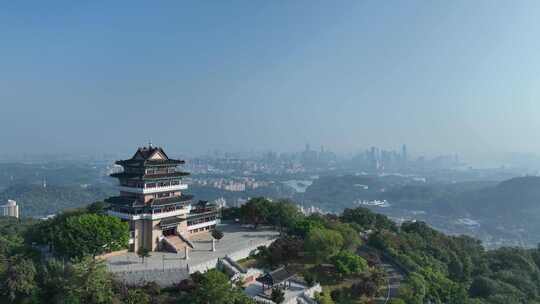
{"left": 106, "top": 223, "right": 279, "bottom": 286}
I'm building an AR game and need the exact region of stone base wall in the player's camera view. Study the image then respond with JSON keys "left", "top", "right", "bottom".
{"left": 96, "top": 249, "right": 129, "bottom": 260}
{"left": 189, "top": 239, "right": 275, "bottom": 274}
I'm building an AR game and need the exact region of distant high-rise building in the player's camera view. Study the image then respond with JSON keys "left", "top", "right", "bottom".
{"left": 1, "top": 200, "right": 19, "bottom": 218}
{"left": 402, "top": 144, "right": 408, "bottom": 162}
{"left": 302, "top": 143, "right": 318, "bottom": 167}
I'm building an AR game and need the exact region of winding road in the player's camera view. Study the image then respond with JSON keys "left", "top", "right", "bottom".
{"left": 357, "top": 246, "right": 405, "bottom": 303}
{"left": 378, "top": 262, "right": 404, "bottom": 303}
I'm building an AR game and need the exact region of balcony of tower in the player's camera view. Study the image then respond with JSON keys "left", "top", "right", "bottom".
{"left": 110, "top": 171, "right": 189, "bottom": 180}
{"left": 107, "top": 205, "right": 191, "bottom": 221}
{"left": 106, "top": 195, "right": 193, "bottom": 220}
{"left": 117, "top": 183, "right": 188, "bottom": 194}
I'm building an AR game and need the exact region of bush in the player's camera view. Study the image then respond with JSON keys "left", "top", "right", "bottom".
{"left": 304, "top": 272, "right": 316, "bottom": 287}
{"left": 331, "top": 250, "right": 368, "bottom": 277}
{"left": 315, "top": 292, "right": 335, "bottom": 304}
{"left": 271, "top": 287, "right": 285, "bottom": 304}
{"left": 305, "top": 228, "right": 343, "bottom": 263}
{"left": 330, "top": 288, "right": 348, "bottom": 302}
{"left": 212, "top": 229, "right": 224, "bottom": 241}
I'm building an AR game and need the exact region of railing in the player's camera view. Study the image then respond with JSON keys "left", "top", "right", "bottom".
{"left": 107, "top": 208, "right": 189, "bottom": 220}
{"left": 118, "top": 184, "right": 188, "bottom": 194}
{"left": 187, "top": 220, "right": 217, "bottom": 231}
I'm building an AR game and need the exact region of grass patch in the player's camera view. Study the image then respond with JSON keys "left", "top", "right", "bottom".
{"left": 237, "top": 256, "right": 261, "bottom": 269}
{"left": 300, "top": 264, "right": 377, "bottom": 304}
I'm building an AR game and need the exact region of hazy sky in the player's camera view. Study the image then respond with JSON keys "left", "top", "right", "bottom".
{"left": 2, "top": 1, "right": 540, "bottom": 160}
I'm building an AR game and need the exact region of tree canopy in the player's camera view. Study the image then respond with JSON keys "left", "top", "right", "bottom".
{"left": 305, "top": 227, "right": 343, "bottom": 263}
{"left": 332, "top": 250, "right": 368, "bottom": 277}
{"left": 189, "top": 269, "right": 254, "bottom": 304}
{"left": 32, "top": 212, "right": 129, "bottom": 258}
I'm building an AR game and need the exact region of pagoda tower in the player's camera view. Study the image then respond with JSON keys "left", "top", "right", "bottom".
{"left": 106, "top": 145, "right": 197, "bottom": 252}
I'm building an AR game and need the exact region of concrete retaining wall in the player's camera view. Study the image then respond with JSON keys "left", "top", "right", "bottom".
{"left": 189, "top": 238, "right": 275, "bottom": 274}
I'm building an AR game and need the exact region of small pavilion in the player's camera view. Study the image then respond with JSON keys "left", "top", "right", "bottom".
{"left": 256, "top": 267, "right": 295, "bottom": 291}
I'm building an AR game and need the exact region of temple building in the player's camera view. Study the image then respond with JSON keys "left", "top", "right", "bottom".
{"left": 106, "top": 145, "right": 219, "bottom": 252}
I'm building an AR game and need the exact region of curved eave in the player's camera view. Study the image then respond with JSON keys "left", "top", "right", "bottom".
{"left": 115, "top": 159, "right": 185, "bottom": 167}
{"left": 188, "top": 210, "right": 218, "bottom": 220}
{"left": 105, "top": 194, "right": 194, "bottom": 208}
{"left": 150, "top": 194, "right": 194, "bottom": 206}
{"left": 105, "top": 196, "right": 142, "bottom": 207}
{"left": 109, "top": 172, "right": 190, "bottom": 180}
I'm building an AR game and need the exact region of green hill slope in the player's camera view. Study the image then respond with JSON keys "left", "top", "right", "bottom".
{"left": 0, "top": 184, "right": 115, "bottom": 217}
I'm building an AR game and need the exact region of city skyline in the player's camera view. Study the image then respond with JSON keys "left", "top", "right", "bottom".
{"left": 0, "top": 140, "right": 521, "bottom": 167}
{"left": 2, "top": 2, "right": 540, "bottom": 163}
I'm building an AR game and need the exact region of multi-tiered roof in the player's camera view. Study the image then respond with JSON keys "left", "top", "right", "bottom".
{"left": 106, "top": 146, "right": 192, "bottom": 214}
{"left": 110, "top": 146, "right": 189, "bottom": 180}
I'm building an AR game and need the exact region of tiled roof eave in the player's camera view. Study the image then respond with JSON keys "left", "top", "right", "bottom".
{"left": 109, "top": 172, "right": 190, "bottom": 180}
{"left": 115, "top": 159, "right": 185, "bottom": 166}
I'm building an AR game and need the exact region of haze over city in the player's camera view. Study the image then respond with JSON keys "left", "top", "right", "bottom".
{"left": 7, "top": 2, "right": 540, "bottom": 303}
{"left": 2, "top": 1, "right": 540, "bottom": 163}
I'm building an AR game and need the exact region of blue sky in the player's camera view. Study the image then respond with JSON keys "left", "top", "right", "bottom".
{"left": 1, "top": 1, "right": 540, "bottom": 160}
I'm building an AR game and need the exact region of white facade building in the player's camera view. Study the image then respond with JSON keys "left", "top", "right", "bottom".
{"left": 1, "top": 200, "right": 19, "bottom": 218}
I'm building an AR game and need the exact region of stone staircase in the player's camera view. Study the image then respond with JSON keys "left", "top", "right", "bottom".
{"left": 177, "top": 233, "right": 195, "bottom": 249}
{"left": 163, "top": 235, "right": 188, "bottom": 253}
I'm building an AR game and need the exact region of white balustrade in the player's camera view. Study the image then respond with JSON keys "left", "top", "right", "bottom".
{"left": 107, "top": 208, "right": 189, "bottom": 221}
{"left": 118, "top": 183, "right": 188, "bottom": 194}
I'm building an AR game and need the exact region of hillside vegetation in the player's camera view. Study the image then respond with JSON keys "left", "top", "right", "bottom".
{"left": 0, "top": 184, "right": 115, "bottom": 217}
{"left": 303, "top": 175, "right": 540, "bottom": 226}
{"left": 450, "top": 176, "right": 540, "bottom": 218}
{"left": 234, "top": 198, "right": 540, "bottom": 303}
{"left": 3, "top": 197, "right": 540, "bottom": 303}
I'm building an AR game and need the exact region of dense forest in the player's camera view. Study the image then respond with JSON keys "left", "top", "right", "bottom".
{"left": 368, "top": 219, "right": 540, "bottom": 303}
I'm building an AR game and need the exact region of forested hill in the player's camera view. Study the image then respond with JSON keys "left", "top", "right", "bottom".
{"left": 229, "top": 199, "right": 540, "bottom": 303}
{"left": 382, "top": 176, "right": 540, "bottom": 218}
{"left": 0, "top": 184, "right": 115, "bottom": 217}
{"left": 368, "top": 219, "right": 540, "bottom": 303}
{"left": 301, "top": 175, "right": 416, "bottom": 211}
{"left": 302, "top": 175, "right": 540, "bottom": 220}
{"left": 452, "top": 176, "right": 540, "bottom": 218}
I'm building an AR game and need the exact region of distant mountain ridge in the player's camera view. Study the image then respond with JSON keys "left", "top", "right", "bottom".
{"left": 453, "top": 176, "right": 540, "bottom": 218}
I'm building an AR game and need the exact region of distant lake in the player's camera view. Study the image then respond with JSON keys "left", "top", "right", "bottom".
{"left": 282, "top": 180, "right": 313, "bottom": 193}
